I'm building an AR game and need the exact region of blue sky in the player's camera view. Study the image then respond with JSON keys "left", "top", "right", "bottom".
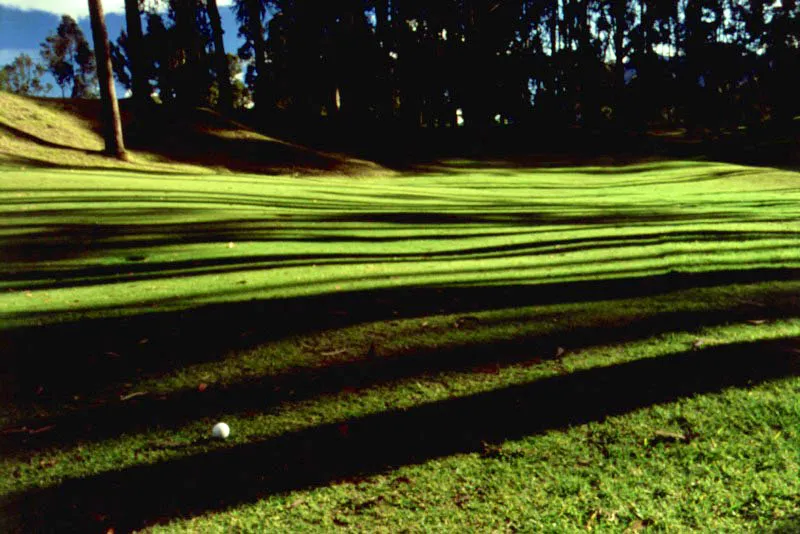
{"left": 0, "top": 1, "right": 244, "bottom": 96}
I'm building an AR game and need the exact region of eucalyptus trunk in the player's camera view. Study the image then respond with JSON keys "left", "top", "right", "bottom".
{"left": 87, "top": 0, "right": 128, "bottom": 160}
{"left": 124, "top": 0, "right": 149, "bottom": 107}
{"left": 207, "top": 0, "right": 233, "bottom": 113}
{"left": 243, "top": 0, "right": 267, "bottom": 113}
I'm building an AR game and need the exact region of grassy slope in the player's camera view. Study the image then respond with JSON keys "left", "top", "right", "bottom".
{"left": 0, "top": 160, "right": 798, "bottom": 532}
{"left": 0, "top": 92, "right": 385, "bottom": 176}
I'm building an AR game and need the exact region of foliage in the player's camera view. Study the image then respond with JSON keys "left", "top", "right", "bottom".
{"left": 106, "top": 0, "right": 799, "bottom": 127}
{"left": 40, "top": 15, "right": 98, "bottom": 99}
{"left": 0, "top": 54, "right": 52, "bottom": 96}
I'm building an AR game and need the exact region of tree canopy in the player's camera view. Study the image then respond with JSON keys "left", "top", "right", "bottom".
{"left": 12, "top": 0, "right": 798, "bottom": 133}
{"left": 40, "top": 15, "right": 98, "bottom": 98}
{"left": 0, "top": 54, "right": 52, "bottom": 97}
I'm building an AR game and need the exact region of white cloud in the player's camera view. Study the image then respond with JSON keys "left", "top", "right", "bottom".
{"left": 0, "top": 0, "right": 124, "bottom": 18}
{"left": 0, "top": 0, "right": 233, "bottom": 19}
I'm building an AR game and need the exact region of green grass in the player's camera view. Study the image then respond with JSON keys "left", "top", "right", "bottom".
{"left": 1, "top": 160, "right": 799, "bottom": 532}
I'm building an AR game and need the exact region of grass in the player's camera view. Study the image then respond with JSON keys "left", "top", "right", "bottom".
{"left": 0, "top": 158, "right": 799, "bottom": 532}
{"left": 0, "top": 92, "right": 384, "bottom": 175}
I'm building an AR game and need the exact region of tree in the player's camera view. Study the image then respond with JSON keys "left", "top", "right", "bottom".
{"left": 0, "top": 54, "right": 52, "bottom": 96}
{"left": 87, "top": 0, "right": 128, "bottom": 160}
{"left": 171, "top": 0, "right": 209, "bottom": 107}
{"left": 235, "top": 0, "right": 269, "bottom": 113}
{"left": 209, "top": 53, "right": 250, "bottom": 109}
{"left": 124, "top": 0, "right": 151, "bottom": 107}
{"left": 40, "top": 15, "right": 97, "bottom": 98}
{"left": 207, "top": 0, "right": 234, "bottom": 113}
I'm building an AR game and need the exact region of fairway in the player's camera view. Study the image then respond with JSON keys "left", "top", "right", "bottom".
{"left": 1, "top": 161, "right": 799, "bottom": 532}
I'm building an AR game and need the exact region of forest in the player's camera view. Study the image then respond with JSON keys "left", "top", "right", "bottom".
{"left": 104, "top": 0, "right": 800, "bottom": 136}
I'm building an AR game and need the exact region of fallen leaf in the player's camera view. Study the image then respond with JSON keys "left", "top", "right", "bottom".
{"left": 288, "top": 498, "right": 306, "bottom": 509}
{"left": 29, "top": 425, "right": 56, "bottom": 435}
{"left": 585, "top": 509, "right": 599, "bottom": 530}
{"left": 627, "top": 518, "right": 655, "bottom": 532}
{"left": 652, "top": 430, "right": 686, "bottom": 442}
{"left": 692, "top": 339, "right": 705, "bottom": 349}
{"left": 197, "top": 383, "right": 208, "bottom": 392}
{"left": 453, "top": 493, "right": 471, "bottom": 508}
{"left": 320, "top": 348, "right": 348, "bottom": 357}
{"left": 1, "top": 426, "right": 28, "bottom": 435}
{"left": 120, "top": 391, "right": 148, "bottom": 401}
{"left": 555, "top": 346, "right": 566, "bottom": 358}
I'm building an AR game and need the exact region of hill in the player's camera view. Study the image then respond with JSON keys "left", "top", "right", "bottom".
{"left": 0, "top": 92, "right": 387, "bottom": 176}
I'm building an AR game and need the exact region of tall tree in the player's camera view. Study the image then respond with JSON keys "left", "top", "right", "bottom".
{"left": 87, "top": 0, "right": 128, "bottom": 160}
{"left": 124, "top": 0, "right": 150, "bottom": 107}
{"left": 171, "top": 0, "right": 207, "bottom": 107}
{"left": 611, "top": 0, "right": 627, "bottom": 120}
{"left": 207, "top": 0, "right": 233, "bottom": 113}
{"left": 235, "top": 0, "right": 268, "bottom": 113}
{"left": 40, "top": 15, "right": 97, "bottom": 98}
{"left": 0, "top": 54, "right": 52, "bottom": 96}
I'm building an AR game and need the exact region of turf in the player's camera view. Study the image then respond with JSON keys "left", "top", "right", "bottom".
{"left": 0, "top": 160, "right": 799, "bottom": 532}
{"left": 0, "top": 92, "right": 384, "bottom": 175}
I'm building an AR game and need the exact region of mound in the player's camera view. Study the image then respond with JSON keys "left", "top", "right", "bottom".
{"left": 0, "top": 92, "right": 387, "bottom": 176}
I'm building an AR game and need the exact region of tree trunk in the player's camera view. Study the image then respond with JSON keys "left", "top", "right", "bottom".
{"left": 373, "top": 0, "right": 393, "bottom": 120}
{"left": 87, "top": 0, "right": 128, "bottom": 160}
{"left": 551, "top": 0, "right": 559, "bottom": 56}
{"left": 124, "top": 0, "right": 149, "bottom": 107}
{"left": 245, "top": 0, "right": 268, "bottom": 113}
{"left": 207, "top": 0, "right": 233, "bottom": 113}
{"left": 613, "top": 0, "right": 626, "bottom": 123}
{"left": 173, "top": 0, "right": 204, "bottom": 107}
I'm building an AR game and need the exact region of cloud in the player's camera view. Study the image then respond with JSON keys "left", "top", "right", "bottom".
{"left": 0, "top": 0, "right": 122, "bottom": 18}
{"left": 0, "top": 0, "right": 233, "bottom": 19}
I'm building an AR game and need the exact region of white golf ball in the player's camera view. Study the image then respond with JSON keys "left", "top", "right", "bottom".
{"left": 212, "top": 422, "right": 230, "bottom": 439}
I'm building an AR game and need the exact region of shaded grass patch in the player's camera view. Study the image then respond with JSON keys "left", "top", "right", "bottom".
{"left": 0, "top": 160, "right": 799, "bottom": 531}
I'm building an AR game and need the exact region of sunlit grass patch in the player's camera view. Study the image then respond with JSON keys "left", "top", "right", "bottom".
{"left": 0, "top": 160, "right": 798, "bottom": 532}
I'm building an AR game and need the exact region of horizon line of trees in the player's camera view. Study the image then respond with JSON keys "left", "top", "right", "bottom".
{"left": 2, "top": 1, "right": 799, "bottom": 133}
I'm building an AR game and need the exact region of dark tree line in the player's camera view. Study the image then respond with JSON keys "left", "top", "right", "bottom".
{"left": 2, "top": 1, "right": 796, "bottom": 135}
{"left": 111, "top": 0, "right": 798, "bottom": 133}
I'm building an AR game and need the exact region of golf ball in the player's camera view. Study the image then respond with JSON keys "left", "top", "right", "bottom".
{"left": 212, "top": 422, "right": 230, "bottom": 439}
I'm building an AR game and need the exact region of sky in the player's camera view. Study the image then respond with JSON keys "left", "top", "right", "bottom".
{"left": 0, "top": 0, "right": 234, "bottom": 19}
{"left": 0, "top": 0, "right": 242, "bottom": 96}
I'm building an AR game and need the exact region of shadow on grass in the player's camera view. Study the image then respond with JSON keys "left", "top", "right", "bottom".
{"left": 2, "top": 290, "right": 798, "bottom": 456}
{"left": 2, "top": 337, "right": 798, "bottom": 532}
{"left": 4, "top": 228, "right": 797, "bottom": 291}
{"left": 0, "top": 195, "right": 786, "bottom": 268}
{"left": 2, "top": 267, "right": 799, "bottom": 420}
{"left": 0, "top": 123, "right": 99, "bottom": 155}
{"left": 771, "top": 516, "right": 800, "bottom": 533}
